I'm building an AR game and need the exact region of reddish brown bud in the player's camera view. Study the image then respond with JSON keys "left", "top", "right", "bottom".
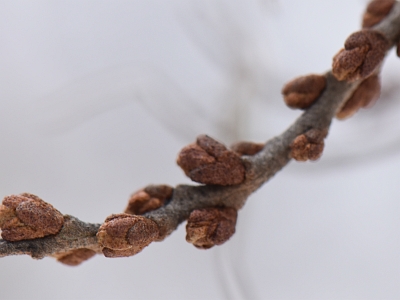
{"left": 332, "top": 30, "right": 389, "bottom": 82}
{"left": 336, "top": 75, "right": 381, "bottom": 119}
{"left": 362, "top": 0, "right": 395, "bottom": 28}
{"left": 230, "top": 141, "right": 264, "bottom": 156}
{"left": 0, "top": 193, "right": 64, "bottom": 241}
{"left": 55, "top": 248, "right": 97, "bottom": 266}
{"left": 281, "top": 74, "right": 327, "bottom": 109}
{"left": 290, "top": 129, "right": 327, "bottom": 162}
{"left": 125, "top": 185, "right": 173, "bottom": 215}
{"left": 186, "top": 207, "right": 237, "bottom": 249}
{"left": 177, "top": 135, "right": 245, "bottom": 186}
{"left": 97, "top": 213, "right": 159, "bottom": 258}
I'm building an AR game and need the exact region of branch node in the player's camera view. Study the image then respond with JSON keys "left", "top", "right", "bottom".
{"left": 125, "top": 185, "right": 173, "bottom": 215}
{"left": 0, "top": 194, "right": 64, "bottom": 242}
{"left": 281, "top": 74, "right": 327, "bottom": 109}
{"left": 336, "top": 75, "right": 381, "bottom": 119}
{"left": 332, "top": 29, "right": 389, "bottom": 82}
{"left": 290, "top": 129, "right": 328, "bottom": 162}
{"left": 186, "top": 207, "right": 237, "bottom": 249}
{"left": 97, "top": 213, "right": 159, "bottom": 258}
{"left": 230, "top": 141, "right": 265, "bottom": 156}
{"left": 177, "top": 135, "right": 246, "bottom": 186}
{"left": 55, "top": 248, "right": 97, "bottom": 266}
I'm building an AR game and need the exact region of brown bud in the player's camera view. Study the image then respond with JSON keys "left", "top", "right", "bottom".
{"left": 290, "top": 129, "right": 327, "bottom": 162}
{"left": 125, "top": 185, "right": 173, "bottom": 215}
{"left": 362, "top": 0, "right": 395, "bottom": 28}
{"left": 0, "top": 193, "right": 64, "bottom": 241}
{"left": 186, "top": 207, "right": 237, "bottom": 249}
{"left": 97, "top": 213, "right": 159, "bottom": 258}
{"left": 177, "top": 135, "right": 245, "bottom": 186}
{"left": 336, "top": 75, "right": 381, "bottom": 119}
{"left": 397, "top": 40, "right": 400, "bottom": 58}
{"left": 230, "top": 141, "right": 264, "bottom": 156}
{"left": 332, "top": 30, "right": 389, "bottom": 82}
{"left": 281, "top": 74, "right": 327, "bottom": 109}
{"left": 55, "top": 248, "right": 97, "bottom": 266}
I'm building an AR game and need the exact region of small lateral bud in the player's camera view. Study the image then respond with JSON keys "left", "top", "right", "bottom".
{"left": 336, "top": 75, "right": 381, "bottom": 119}
{"left": 397, "top": 40, "right": 400, "bottom": 58}
{"left": 186, "top": 207, "right": 237, "bottom": 249}
{"left": 0, "top": 193, "right": 64, "bottom": 242}
{"left": 290, "top": 129, "right": 327, "bottom": 162}
{"left": 230, "top": 141, "right": 264, "bottom": 156}
{"left": 125, "top": 185, "right": 173, "bottom": 215}
{"left": 332, "top": 30, "right": 389, "bottom": 82}
{"left": 362, "top": 0, "right": 395, "bottom": 28}
{"left": 55, "top": 248, "right": 97, "bottom": 266}
{"left": 281, "top": 74, "right": 327, "bottom": 109}
{"left": 97, "top": 213, "right": 159, "bottom": 258}
{"left": 177, "top": 135, "right": 245, "bottom": 186}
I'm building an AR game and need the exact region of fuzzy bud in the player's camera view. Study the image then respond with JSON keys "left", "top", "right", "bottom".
{"left": 281, "top": 74, "right": 327, "bottom": 109}
{"left": 336, "top": 75, "right": 381, "bottom": 119}
{"left": 97, "top": 213, "right": 159, "bottom": 258}
{"left": 362, "top": 0, "right": 395, "bottom": 28}
{"left": 332, "top": 30, "right": 389, "bottom": 82}
{"left": 177, "top": 135, "right": 245, "bottom": 186}
{"left": 55, "top": 248, "right": 97, "bottom": 266}
{"left": 125, "top": 185, "right": 173, "bottom": 215}
{"left": 0, "top": 193, "right": 64, "bottom": 241}
{"left": 186, "top": 207, "right": 237, "bottom": 249}
{"left": 290, "top": 129, "right": 328, "bottom": 162}
{"left": 230, "top": 141, "right": 264, "bottom": 156}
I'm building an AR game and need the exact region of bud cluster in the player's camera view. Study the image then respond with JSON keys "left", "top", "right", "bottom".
{"left": 97, "top": 213, "right": 159, "bottom": 258}
{"left": 177, "top": 135, "right": 246, "bottom": 186}
{"left": 125, "top": 184, "right": 173, "bottom": 215}
{"left": 55, "top": 248, "right": 97, "bottom": 266}
{"left": 332, "top": 30, "right": 388, "bottom": 82}
{"left": 0, "top": 193, "right": 64, "bottom": 242}
{"left": 186, "top": 207, "right": 237, "bottom": 249}
{"left": 290, "top": 129, "right": 328, "bottom": 162}
{"left": 281, "top": 74, "right": 326, "bottom": 109}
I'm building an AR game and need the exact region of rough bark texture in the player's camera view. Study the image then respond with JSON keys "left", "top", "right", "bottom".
{"left": 0, "top": 215, "right": 101, "bottom": 259}
{"left": 0, "top": 1, "right": 399, "bottom": 263}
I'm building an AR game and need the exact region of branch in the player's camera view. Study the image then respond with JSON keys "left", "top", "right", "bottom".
{"left": 0, "top": 215, "right": 101, "bottom": 259}
{"left": 0, "top": 0, "right": 399, "bottom": 264}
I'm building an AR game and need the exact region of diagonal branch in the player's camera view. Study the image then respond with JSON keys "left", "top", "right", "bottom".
{"left": 0, "top": 1, "right": 399, "bottom": 262}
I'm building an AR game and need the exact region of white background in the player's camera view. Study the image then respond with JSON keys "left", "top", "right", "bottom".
{"left": 1, "top": 0, "right": 400, "bottom": 299}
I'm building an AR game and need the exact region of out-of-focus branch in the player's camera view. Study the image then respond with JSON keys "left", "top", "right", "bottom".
{"left": 0, "top": 0, "right": 399, "bottom": 264}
